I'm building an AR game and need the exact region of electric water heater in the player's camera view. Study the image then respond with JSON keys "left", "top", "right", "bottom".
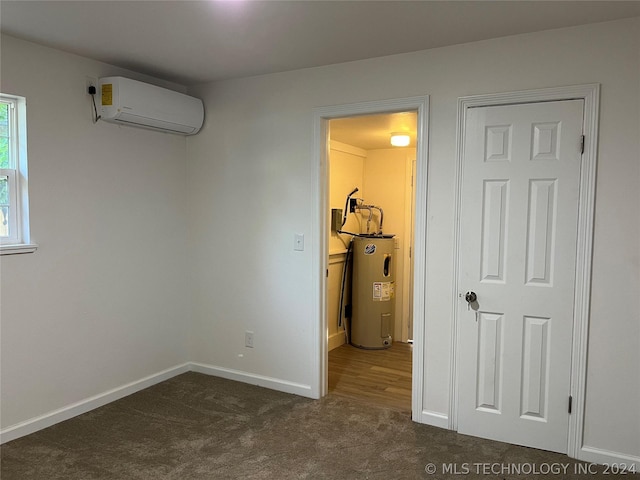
{"left": 350, "top": 237, "right": 395, "bottom": 349}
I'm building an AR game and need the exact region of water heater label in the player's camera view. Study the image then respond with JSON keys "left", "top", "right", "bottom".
{"left": 373, "top": 282, "right": 391, "bottom": 301}
{"left": 364, "top": 244, "right": 376, "bottom": 255}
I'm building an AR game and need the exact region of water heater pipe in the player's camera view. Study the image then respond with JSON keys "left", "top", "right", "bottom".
{"left": 355, "top": 201, "right": 384, "bottom": 234}
{"left": 337, "top": 189, "right": 385, "bottom": 236}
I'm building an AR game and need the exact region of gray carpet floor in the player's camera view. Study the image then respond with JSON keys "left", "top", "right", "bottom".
{"left": 1, "top": 372, "right": 635, "bottom": 479}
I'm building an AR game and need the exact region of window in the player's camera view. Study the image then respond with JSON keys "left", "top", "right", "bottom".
{"left": 0, "top": 94, "right": 35, "bottom": 254}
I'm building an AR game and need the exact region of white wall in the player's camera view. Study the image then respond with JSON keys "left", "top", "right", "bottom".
{"left": 0, "top": 17, "right": 637, "bottom": 462}
{"left": 328, "top": 141, "right": 365, "bottom": 254}
{"left": 0, "top": 35, "right": 190, "bottom": 430}
{"left": 187, "top": 17, "right": 640, "bottom": 460}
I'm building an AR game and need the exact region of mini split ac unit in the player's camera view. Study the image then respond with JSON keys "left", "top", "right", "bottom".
{"left": 98, "top": 76, "right": 204, "bottom": 135}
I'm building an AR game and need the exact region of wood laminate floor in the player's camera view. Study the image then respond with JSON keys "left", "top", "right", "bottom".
{"left": 328, "top": 341, "right": 412, "bottom": 413}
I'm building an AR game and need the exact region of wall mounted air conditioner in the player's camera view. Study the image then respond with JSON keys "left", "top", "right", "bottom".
{"left": 98, "top": 76, "right": 204, "bottom": 135}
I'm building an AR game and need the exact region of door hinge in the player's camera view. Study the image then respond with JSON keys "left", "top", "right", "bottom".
{"left": 580, "top": 135, "right": 585, "bottom": 155}
{"left": 326, "top": 269, "right": 329, "bottom": 278}
{"left": 409, "top": 246, "right": 412, "bottom": 258}
{"left": 568, "top": 395, "right": 573, "bottom": 414}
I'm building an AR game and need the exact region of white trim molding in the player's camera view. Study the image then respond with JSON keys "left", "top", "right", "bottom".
{"left": 0, "top": 362, "right": 313, "bottom": 444}
{"left": 0, "top": 243, "right": 38, "bottom": 255}
{"left": 0, "top": 363, "right": 190, "bottom": 444}
{"left": 450, "top": 84, "right": 600, "bottom": 460}
{"left": 190, "top": 363, "right": 313, "bottom": 398}
{"left": 328, "top": 331, "right": 346, "bottom": 351}
{"left": 0, "top": 94, "right": 32, "bottom": 252}
{"left": 580, "top": 446, "right": 640, "bottom": 471}
{"left": 419, "top": 410, "right": 449, "bottom": 429}
{"left": 329, "top": 140, "right": 367, "bottom": 158}
{"left": 312, "top": 95, "right": 430, "bottom": 423}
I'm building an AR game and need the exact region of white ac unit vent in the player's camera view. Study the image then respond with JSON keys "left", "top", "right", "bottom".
{"left": 98, "top": 76, "right": 204, "bottom": 135}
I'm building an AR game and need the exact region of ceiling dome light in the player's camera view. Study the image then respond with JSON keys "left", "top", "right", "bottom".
{"left": 390, "top": 133, "right": 410, "bottom": 147}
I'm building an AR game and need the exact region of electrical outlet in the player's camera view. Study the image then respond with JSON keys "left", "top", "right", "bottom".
{"left": 245, "top": 331, "right": 254, "bottom": 348}
{"left": 85, "top": 76, "right": 98, "bottom": 94}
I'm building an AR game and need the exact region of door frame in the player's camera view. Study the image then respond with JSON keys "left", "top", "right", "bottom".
{"left": 401, "top": 158, "right": 417, "bottom": 343}
{"left": 450, "top": 84, "right": 600, "bottom": 459}
{"left": 311, "top": 95, "right": 430, "bottom": 423}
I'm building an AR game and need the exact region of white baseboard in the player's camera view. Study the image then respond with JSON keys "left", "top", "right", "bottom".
{"left": 1, "top": 362, "right": 313, "bottom": 444}
{"left": 415, "top": 413, "right": 640, "bottom": 468}
{"left": 9, "top": 363, "right": 636, "bottom": 473}
{"left": 190, "top": 362, "right": 313, "bottom": 399}
{"left": 579, "top": 445, "right": 640, "bottom": 469}
{"left": 419, "top": 409, "right": 449, "bottom": 429}
{"left": 0, "top": 363, "right": 190, "bottom": 444}
{"left": 328, "top": 331, "right": 346, "bottom": 351}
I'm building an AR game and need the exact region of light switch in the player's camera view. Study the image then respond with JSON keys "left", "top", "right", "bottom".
{"left": 294, "top": 233, "right": 304, "bottom": 251}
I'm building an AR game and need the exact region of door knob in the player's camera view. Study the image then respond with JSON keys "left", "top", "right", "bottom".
{"left": 465, "top": 291, "right": 477, "bottom": 303}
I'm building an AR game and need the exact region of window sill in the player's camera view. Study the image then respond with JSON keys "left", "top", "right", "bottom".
{"left": 0, "top": 243, "right": 38, "bottom": 255}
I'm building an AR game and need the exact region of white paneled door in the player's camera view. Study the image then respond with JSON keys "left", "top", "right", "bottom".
{"left": 457, "top": 100, "right": 584, "bottom": 453}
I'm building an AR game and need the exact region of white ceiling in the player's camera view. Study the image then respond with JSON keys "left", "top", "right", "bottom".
{"left": 1, "top": 1, "right": 639, "bottom": 86}
{"left": 5, "top": 1, "right": 634, "bottom": 150}
{"left": 331, "top": 112, "right": 418, "bottom": 151}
